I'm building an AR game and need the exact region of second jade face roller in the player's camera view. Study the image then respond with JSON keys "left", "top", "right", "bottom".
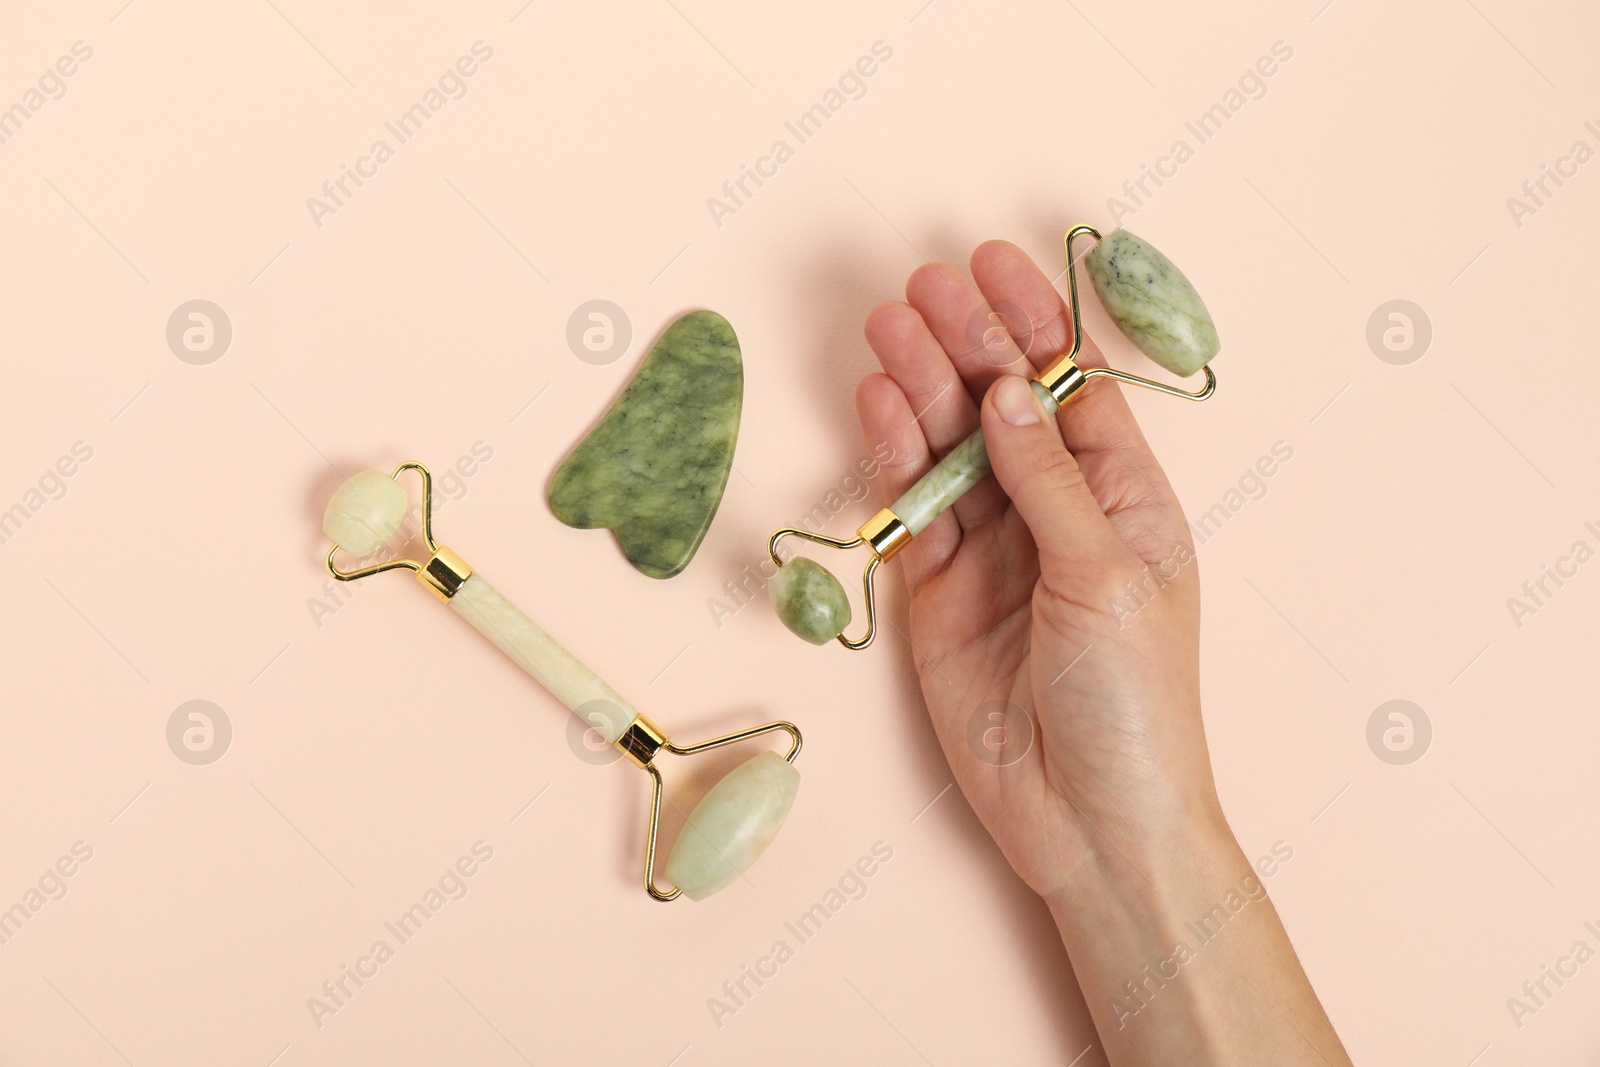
{"left": 767, "top": 225, "right": 1222, "bottom": 649}
{"left": 322, "top": 463, "right": 802, "bottom": 902}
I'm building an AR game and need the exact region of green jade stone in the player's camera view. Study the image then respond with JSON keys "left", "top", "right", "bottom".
{"left": 1084, "top": 228, "right": 1221, "bottom": 378}
{"left": 549, "top": 310, "right": 742, "bottom": 579}
{"left": 769, "top": 557, "right": 852, "bottom": 644}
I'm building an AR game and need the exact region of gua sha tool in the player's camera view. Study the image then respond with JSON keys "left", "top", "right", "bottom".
{"left": 322, "top": 462, "right": 802, "bottom": 902}
{"left": 768, "top": 225, "right": 1221, "bottom": 649}
{"left": 549, "top": 310, "right": 743, "bottom": 580}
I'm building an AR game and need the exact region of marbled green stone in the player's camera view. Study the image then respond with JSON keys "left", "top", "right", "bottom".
{"left": 892, "top": 424, "right": 993, "bottom": 536}
{"left": 1085, "top": 228, "right": 1220, "bottom": 378}
{"left": 891, "top": 381, "right": 1058, "bottom": 535}
{"left": 769, "top": 558, "right": 852, "bottom": 645}
{"left": 548, "top": 310, "right": 742, "bottom": 580}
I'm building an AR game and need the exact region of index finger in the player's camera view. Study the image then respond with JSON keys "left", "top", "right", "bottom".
{"left": 969, "top": 239, "right": 1191, "bottom": 554}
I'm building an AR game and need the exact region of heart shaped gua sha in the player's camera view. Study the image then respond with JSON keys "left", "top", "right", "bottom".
{"left": 549, "top": 310, "right": 742, "bottom": 579}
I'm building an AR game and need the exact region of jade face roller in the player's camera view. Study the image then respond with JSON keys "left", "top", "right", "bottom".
{"left": 768, "top": 225, "right": 1221, "bottom": 649}
{"left": 321, "top": 462, "right": 802, "bottom": 902}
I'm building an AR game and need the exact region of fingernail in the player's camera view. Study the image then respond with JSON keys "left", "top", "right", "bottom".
{"left": 994, "top": 375, "right": 1040, "bottom": 426}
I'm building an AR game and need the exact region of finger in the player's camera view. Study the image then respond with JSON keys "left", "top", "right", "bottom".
{"left": 969, "top": 240, "right": 1158, "bottom": 464}
{"left": 905, "top": 260, "right": 1034, "bottom": 406}
{"left": 855, "top": 373, "right": 960, "bottom": 592}
{"left": 898, "top": 264, "right": 1038, "bottom": 530}
{"left": 854, "top": 372, "right": 927, "bottom": 504}
{"left": 863, "top": 301, "right": 977, "bottom": 456}
{"left": 863, "top": 297, "right": 1011, "bottom": 533}
{"left": 980, "top": 375, "right": 1130, "bottom": 599}
{"left": 969, "top": 240, "right": 1190, "bottom": 560}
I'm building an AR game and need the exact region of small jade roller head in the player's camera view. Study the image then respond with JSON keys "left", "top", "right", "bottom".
{"left": 322, "top": 468, "right": 409, "bottom": 554}
{"left": 767, "top": 224, "right": 1221, "bottom": 650}
{"left": 768, "top": 557, "right": 853, "bottom": 645}
{"left": 321, "top": 462, "right": 803, "bottom": 902}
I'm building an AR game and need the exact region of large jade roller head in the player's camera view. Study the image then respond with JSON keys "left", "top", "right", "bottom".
{"left": 322, "top": 462, "right": 802, "bottom": 902}
{"left": 768, "top": 224, "right": 1220, "bottom": 650}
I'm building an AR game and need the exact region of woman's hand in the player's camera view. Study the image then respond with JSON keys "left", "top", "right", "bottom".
{"left": 857, "top": 240, "right": 1350, "bottom": 1065}
{"left": 857, "top": 239, "right": 1218, "bottom": 898}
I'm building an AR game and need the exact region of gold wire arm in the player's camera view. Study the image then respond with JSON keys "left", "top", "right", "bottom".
{"left": 324, "top": 545, "right": 420, "bottom": 582}
{"left": 1082, "top": 363, "right": 1217, "bottom": 401}
{"left": 766, "top": 526, "right": 864, "bottom": 567}
{"left": 666, "top": 719, "right": 803, "bottom": 762}
{"left": 394, "top": 461, "right": 440, "bottom": 552}
{"left": 1060, "top": 222, "right": 1103, "bottom": 364}
{"left": 641, "top": 764, "right": 678, "bottom": 901}
{"left": 634, "top": 719, "right": 804, "bottom": 902}
{"left": 838, "top": 556, "right": 882, "bottom": 651}
{"left": 324, "top": 461, "right": 439, "bottom": 582}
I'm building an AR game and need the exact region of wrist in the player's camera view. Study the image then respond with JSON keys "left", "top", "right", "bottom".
{"left": 1045, "top": 799, "right": 1244, "bottom": 937}
{"left": 1040, "top": 803, "right": 1349, "bottom": 1064}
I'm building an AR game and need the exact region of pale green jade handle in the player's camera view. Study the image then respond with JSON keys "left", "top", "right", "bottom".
{"left": 891, "top": 380, "right": 1060, "bottom": 533}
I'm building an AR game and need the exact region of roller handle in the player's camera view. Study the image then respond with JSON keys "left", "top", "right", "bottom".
{"left": 888, "top": 380, "right": 1061, "bottom": 534}
{"left": 447, "top": 571, "right": 638, "bottom": 744}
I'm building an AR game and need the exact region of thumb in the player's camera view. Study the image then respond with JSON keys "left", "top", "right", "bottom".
{"left": 982, "top": 374, "right": 1124, "bottom": 582}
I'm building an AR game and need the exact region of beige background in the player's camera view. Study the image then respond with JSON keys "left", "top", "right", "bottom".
{"left": 2, "top": 0, "right": 1596, "bottom": 1064}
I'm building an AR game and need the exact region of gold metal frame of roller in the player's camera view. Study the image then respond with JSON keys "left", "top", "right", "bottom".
{"left": 325, "top": 461, "right": 802, "bottom": 902}
{"left": 767, "top": 224, "right": 1218, "bottom": 651}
